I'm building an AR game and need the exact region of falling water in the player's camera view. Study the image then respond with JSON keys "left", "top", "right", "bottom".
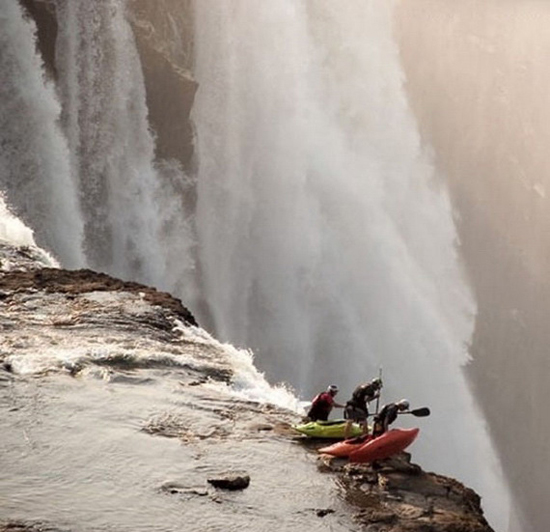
{"left": 0, "top": 1, "right": 84, "bottom": 268}
{"left": 0, "top": 0, "right": 195, "bottom": 292}
{"left": 52, "top": 0, "right": 195, "bottom": 290}
{"left": 0, "top": 0, "right": 515, "bottom": 529}
{"left": 192, "top": 1, "right": 511, "bottom": 529}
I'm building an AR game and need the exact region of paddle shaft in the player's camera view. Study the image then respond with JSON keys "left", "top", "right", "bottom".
{"left": 367, "top": 407, "right": 430, "bottom": 418}
{"left": 375, "top": 367, "right": 382, "bottom": 415}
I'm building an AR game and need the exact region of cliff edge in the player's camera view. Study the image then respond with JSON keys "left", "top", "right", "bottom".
{"left": 0, "top": 242, "right": 494, "bottom": 532}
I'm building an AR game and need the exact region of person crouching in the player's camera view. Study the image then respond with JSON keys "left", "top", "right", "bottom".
{"left": 306, "top": 384, "right": 344, "bottom": 421}
{"left": 372, "top": 399, "right": 410, "bottom": 437}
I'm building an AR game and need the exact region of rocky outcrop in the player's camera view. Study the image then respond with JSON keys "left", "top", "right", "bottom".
{"left": 0, "top": 241, "right": 494, "bottom": 532}
{"left": 0, "top": 266, "right": 197, "bottom": 326}
{"left": 318, "top": 453, "right": 492, "bottom": 532}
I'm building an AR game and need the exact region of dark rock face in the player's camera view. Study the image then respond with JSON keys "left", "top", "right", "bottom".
{"left": 318, "top": 452, "right": 494, "bottom": 532}
{"left": 18, "top": 0, "right": 57, "bottom": 78}
{"left": 127, "top": 0, "right": 197, "bottom": 173}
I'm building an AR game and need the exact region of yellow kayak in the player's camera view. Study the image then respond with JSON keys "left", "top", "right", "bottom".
{"left": 292, "top": 419, "right": 364, "bottom": 439}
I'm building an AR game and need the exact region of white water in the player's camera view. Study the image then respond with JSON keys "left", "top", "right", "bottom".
{"left": 0, "top": 1, "right": 83, "bottom": 267}
{"left": 1, "top": 287, "right": 298, "bottom": 413}
{"left": 0, "top": 0, "right": 514, "bottom": 529}
{"left": 0, "top": 194, "right": 58, "bottom": 269}
{"left": 0, "top": 0, "right": 196, "bottom": 293}
{"left": 53, "top": 0, "right": 196, "bottom": 292}
{"left": 0, "top": 195, "right": 37, "bottom": 249}
{"left": 193, "top": 1, "right": 510, "bottom": 529}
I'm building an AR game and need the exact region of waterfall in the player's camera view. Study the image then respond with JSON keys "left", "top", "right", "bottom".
{"left": 1, "top": 0, "right": 514, "bottom": 528}
{"left": 192, "top": 1, "right": 510, "bottom": 529}
{"left": 53, "top": 0, "right": 195, "bottom": 290}
{"left": 0, "top": 1, "right": 84, "bottom": 268}
{"left": 0, "top": 0, "right": 195, "bottom": 292}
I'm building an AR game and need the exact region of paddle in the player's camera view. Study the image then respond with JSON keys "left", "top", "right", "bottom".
{"left": 374, "top": 366, "right": 382, "bottom": 415}
{"left": 399, "top": 407, "right": 431, "bottom": 417}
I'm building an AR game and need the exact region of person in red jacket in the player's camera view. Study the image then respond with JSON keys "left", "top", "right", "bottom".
{"left": 306, "top": 384, "right": 344, "bottom": 421}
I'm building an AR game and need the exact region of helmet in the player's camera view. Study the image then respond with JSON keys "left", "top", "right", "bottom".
{"left": 327, "top": 384, "right": 339, "bottom": 394}
{"left": 371, "top": 378, "right": 383, "bottom": 388}
{"left": 397, "top": 399, "right": 410, "bottom": 410}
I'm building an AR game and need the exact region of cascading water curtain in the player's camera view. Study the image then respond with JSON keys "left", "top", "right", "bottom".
{"left": 2, "top": 0, "right": 197, "bottom": 304}
{"left": 192, "top": 1, "right": 512, "bottom": 529}
{"left": 54, "top": 0, "right": 170, "bottom": 284}
{"left": 0, "top": 1, "right": 84, "bottom": 267}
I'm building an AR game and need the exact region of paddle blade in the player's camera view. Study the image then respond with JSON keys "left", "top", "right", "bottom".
{"left": 410, "top": 407, "right": 430, "bottom": 417}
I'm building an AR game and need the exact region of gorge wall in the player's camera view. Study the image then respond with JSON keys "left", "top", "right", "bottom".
{"left": 394, "top": 2, "right": 550, "bottom": 531}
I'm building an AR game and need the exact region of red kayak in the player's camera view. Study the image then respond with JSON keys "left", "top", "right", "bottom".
{"left": 348, "top": 428, "right": 419, "bottom": 463}
{"left": 318, "top": 434, "right": 373, "bottom": 458}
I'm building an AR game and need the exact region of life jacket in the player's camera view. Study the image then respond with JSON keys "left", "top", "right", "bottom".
{"left": 311, "top": 392, "right": 332, "bottom": 408}
{"left": 307, "top": 392, "right": 332, "bottom": 419}
{"left": 373, "top": 403, "right": 399, "bottom": 434}
{"left": 350, "top": 383, "right": 377, "bottom": 406}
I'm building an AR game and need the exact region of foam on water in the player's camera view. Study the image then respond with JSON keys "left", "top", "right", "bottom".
{"left": 174, "top": 322, "right": 302, "bottom": 411}
{"left": 0, "top": 196, "right": 36, "bottom": 248}
{"left": 0, "top": 196, "right": 58, "bottom": 268}
{"left": 2, "top": 286, "right": 299, "bottom": 412}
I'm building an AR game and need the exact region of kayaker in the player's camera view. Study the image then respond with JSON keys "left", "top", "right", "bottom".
{"left": 306, "top": 384, "right": 344, "bottom": 421}
{"left": 372, "top": 399, "right": 410, "bottom": 436}
{"left": 344, "top": 378, "right": 383, "bottom": 438}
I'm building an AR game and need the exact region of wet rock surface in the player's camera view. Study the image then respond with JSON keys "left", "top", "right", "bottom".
{"left": 0, "top": 243, "right": 494, "bottom": 532}
{"left": 207, "top": 473, "right": 251, "bottom": 491}
{"left": 0, "top": 266, "right": 197, "bottom": 326}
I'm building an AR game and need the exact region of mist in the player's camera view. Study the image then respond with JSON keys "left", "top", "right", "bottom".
{"left": 395, "top": 2, "right": 550, "bottom": 531}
